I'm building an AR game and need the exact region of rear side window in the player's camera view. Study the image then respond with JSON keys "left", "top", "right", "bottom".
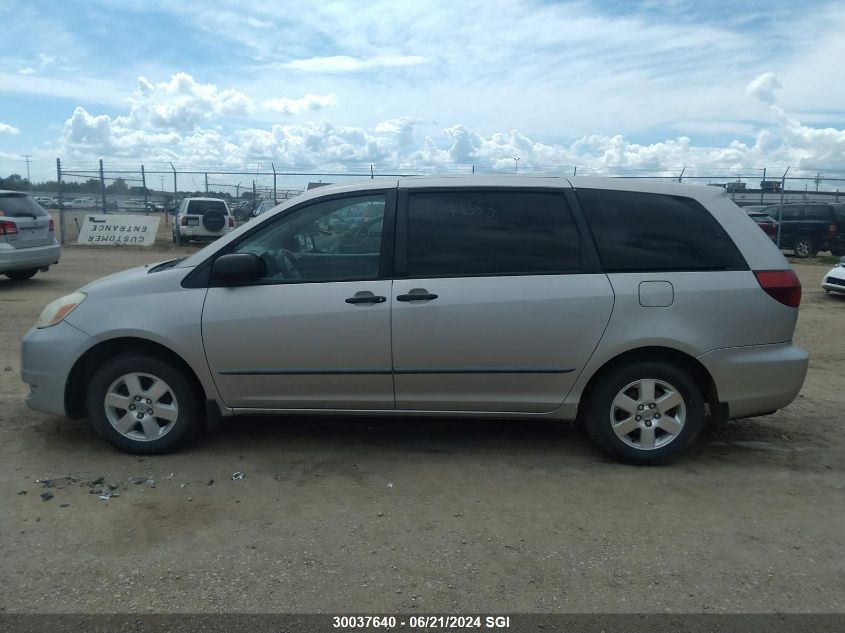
{"left": 0, "top": 194, "right": 47, "bottom": 218}
{"left": 405, "top": 190, "right": 580, "bottom": 277}
{"left": 803, "top": 205, "right": 831, "bottom": 220}
{"left": 577, "top": 189, "right": 747, "bottom": 272}
{"left": 187, "top": 200, "right": 228, "bottom": 214}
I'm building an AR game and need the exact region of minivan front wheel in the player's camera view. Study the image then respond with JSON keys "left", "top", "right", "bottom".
{"left": 86, "top": 353, "right": 201, "bottom": 454}
{"left": 584, "top": 361, "right": 704, "bottom": 464}
{"left": 793, "top": 237, "right": 816, "bottom": 258}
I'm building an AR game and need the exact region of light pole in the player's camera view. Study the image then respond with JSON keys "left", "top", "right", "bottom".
{"left": 513, "top": 157, "right": 520, "bottom": 174}
{"left": 758, "top": 167, "right": 767, "bottom": 204}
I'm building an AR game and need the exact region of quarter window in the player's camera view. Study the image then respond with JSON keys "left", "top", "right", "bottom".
{"left": 405, "top": 190, "right": 580, "bottom": 277}
{"left": 577, "top": 189, "right": 747, "bottom": 272}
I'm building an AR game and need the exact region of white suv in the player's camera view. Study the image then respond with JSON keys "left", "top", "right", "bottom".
{"left": 174, "top": 197, "right": 234, "bottom": 243}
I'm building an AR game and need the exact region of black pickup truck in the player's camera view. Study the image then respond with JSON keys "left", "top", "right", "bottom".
{"left": 761, "top": 202, "right": 845, "bottom": 257}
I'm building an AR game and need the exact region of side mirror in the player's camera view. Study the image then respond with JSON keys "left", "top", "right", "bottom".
{"left": 211, "top": 253, "right": 266, "bottom": 285}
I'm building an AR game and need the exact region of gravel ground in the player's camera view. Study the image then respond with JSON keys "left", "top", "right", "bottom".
{"left": 0, "top": 245, "right": 843, "bottom": 614}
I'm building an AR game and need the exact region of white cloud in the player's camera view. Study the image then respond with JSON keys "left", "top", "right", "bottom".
{"left": 121, "top": 73, "right": 254, "bottom": 132}
{"left": 50, "top": 71, "right": 845, "bottom": 181}
{"left": 262, "top": 93, "right": 337, "bottom": 114}
{"left": 282, "top": 55, "right": 427, "bottom": 73}
{"left": 746, "top": 72, "right": 783, "bottom": 105}
{"left": 16, "top": 52, "right": 58, "bottom": 76}
{"left": 0, "top": 123, "right": 21, "bottom": 135}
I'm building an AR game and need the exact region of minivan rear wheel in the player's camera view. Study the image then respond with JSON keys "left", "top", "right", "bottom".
{"left": 86, "top": 352, "right": 202, "bottom": 454}
{"left": 793, "top": 237, "right": 816, "bottom": 258}
{"left": 583, "top": 361, "right": 705, "bottom": 464}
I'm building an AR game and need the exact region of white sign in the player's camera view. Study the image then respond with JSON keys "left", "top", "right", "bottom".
{"left": 77, "top": 214, "right": 160, "bottom": 246}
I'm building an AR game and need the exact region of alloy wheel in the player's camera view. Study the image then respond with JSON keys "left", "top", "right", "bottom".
{"left": 104, "top": 372, "right": 179, "bottom": 442}
{"left": 610, "top": 378, "right": 686, "bottom": 450}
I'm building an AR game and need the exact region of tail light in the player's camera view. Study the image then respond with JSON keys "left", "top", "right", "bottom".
{"left": 49, "top": 218, "right": 55, "bottom": 232}
{"left": 760, "top": 222, "right": 776, "bottom": 237}
{"left": 180, "top": 216, "right": 188, "bottom": 226}
{"left": 0, "top": 220, "right": 19, "bottom": 236}
{"left": 228, "top": 216, "right": 235, "bottom": 228}
{"left": 755, "top": 270, "right": 802, "bottom": 307}
{"left": 829, "top": 224, "right": 837, "bottom": 238}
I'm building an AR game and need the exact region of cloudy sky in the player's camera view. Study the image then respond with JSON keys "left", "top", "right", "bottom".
{"left": 1, "top": 0, "right": 844, "bottom": 182}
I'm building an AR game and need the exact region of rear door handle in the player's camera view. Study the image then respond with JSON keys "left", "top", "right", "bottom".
{"left": 345, "top": 295, "right": 386, "bottom": 304}
{"left": 396, "top": 293, "right": 438, "bottom": 302}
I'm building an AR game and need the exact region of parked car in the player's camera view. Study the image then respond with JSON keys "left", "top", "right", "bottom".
{"left": 20, "top": 177, "right": 808, "bottom": 464}
{"left": 67, "top": 197, "right": 97, "bottom": 209}
{"left": 821, "top": 255, "right": 845, "bottom": 295}
{"left": 173, "top": 197, "right": 234, "bottom": 242}
{"left": 761, "top": 202, "right": 845, "bottom": 257}
{"left": 0, "top": 191, "right": 60, "bottom": 280}
{"left": 232, "top": 200, "right": 254, "bottom": 221}
{"left": 746, "top": 211, "right": 778, "bottom": 242}
{"left": 121, "top": 199, "right": 147, "bottom": 212}
{"left": 250, "top": 199, "right": 276, "bottom": 220}
{"left": 33, "top": 196, "right": 52, "bottom": 206}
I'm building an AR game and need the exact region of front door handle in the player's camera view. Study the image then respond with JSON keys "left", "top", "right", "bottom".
{"left": 396, "top": 292, "right": 438, "bottom": 302}
{"left": 345, "top": 295, "right": 386, "bottom": 304}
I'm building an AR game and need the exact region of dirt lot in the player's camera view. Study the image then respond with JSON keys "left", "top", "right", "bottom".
{"left": 0, "top": 245, "right": 843, "bottom": 614}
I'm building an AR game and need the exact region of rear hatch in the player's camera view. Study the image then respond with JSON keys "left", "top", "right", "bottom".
{"left": 0, "top": 193, "right": 53, "bottom": 248}
{"left": 185, "top": 199, "right": 230, "bottom": 233}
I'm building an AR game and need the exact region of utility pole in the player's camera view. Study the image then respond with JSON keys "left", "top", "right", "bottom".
{"left": 815, "top": 172, "right": 821, "bottom": 192}
{"left": 678, "top": 166, "right": 686, "bottom": 183}
{"left": 760, "top": 167, "right": 766, "bottom": 204}
{"left": 513, "top": 157, "right": 520, "bottom": 173}
{"left": 23, "top": 154, "right": 32, "bottom": 184}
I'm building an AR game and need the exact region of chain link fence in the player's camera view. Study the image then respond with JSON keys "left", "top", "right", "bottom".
{"left": 4, "top": 158, "right": 844, "bottom": 244}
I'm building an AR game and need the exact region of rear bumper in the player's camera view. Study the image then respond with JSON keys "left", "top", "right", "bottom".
{"left": 20, "top": 321, "right": 95, "bottom": 417}
{"left": 0, "top": 241, "right": 61, "bottom": 273}
{"left": 698, "top": 342, "right": 809, "bottom": 419}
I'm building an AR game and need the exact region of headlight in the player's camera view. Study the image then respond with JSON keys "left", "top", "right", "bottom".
{"left": 37, "top": 292, "right": 86, "bottom": 328}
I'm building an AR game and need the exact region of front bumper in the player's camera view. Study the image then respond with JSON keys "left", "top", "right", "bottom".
{"left": 20, "top": 321, "right": 95, "bottom": 417}
{"left": 0, "top": 241, "right": 61, "bottom": 273}
{"left": 698, "top": 342, "right": 809, "bottom": 420}
{"left": 821, "top": 269, "right": 845, "bottom": 293}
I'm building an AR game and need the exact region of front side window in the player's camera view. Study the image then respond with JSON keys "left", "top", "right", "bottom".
{"left": 578, "top": 189, "right": 747, "bottom": 272}
{"left": 405, "top": 190, "right": 580, "bottom": 277}
{"left": 232, "top": 194, "right": 386, "bottom": 282}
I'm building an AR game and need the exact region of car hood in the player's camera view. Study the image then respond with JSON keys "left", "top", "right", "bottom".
{"left": 78, "top": 260, "right": 193, "bottom": 299}
{"left": 824, "top": 265, "right": 845, "bottom": 280}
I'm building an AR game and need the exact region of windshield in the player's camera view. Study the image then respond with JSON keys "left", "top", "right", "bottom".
{"left": 0, "top": 194, "right": 48, "bottom": 218}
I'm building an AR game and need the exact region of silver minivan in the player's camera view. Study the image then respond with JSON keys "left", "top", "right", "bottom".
{"left": 20, "top": 177, "right": 808, "bottom": 464}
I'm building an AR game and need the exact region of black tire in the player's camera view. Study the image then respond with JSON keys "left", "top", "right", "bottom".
{"left": 202, "top": 210, "right": 225, "bottom": 232}
{"left": 4, "top": 268, "right": 38, "bottom": 280}
{"left": 793, "top": 236, "right": 816, "bottom": 258}
{"left": 86, "top": 352, "right": 202, "bottom": 454}
{"left": 583, "top": 360, "right": 705, "bottom": 465}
